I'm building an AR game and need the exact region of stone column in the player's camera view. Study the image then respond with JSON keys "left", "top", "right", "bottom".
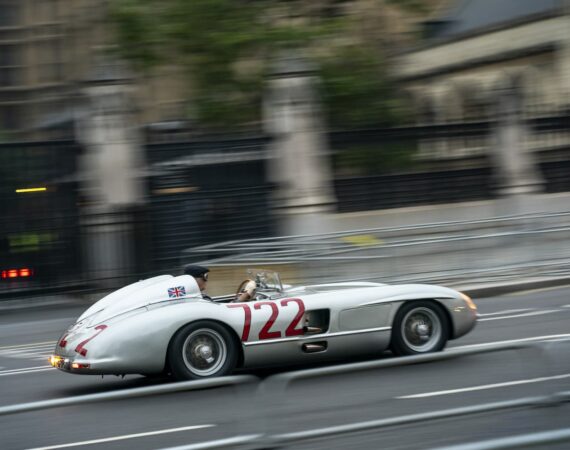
{"left": 557, "top": 0, "right": 570, "bottom": 110}
{"left": 264, "top": 53, "right": 336, "bottom": 235}
{"left": 491, "top": 82, "right": 543, "bottom": 197}
{"left": 76, "top": 58, "right": 147, "bottom": 287}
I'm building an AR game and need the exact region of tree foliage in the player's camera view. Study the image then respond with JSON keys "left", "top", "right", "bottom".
{"left": 110, "top": 0, "right": 429, "bottom": 129}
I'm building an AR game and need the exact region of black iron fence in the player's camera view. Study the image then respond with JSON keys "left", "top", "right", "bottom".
{"left": 330, "top": 114, "right": 570, "bottom": 212}
{"left": 1, "top": 115, "right": 569, "bottom": 297}
{"left": 334, "top": 167, "right": 496, "bottom": 213}
{"left": 146, "top": 136, "right": 275, "bottom": 271}
{"left": 0, "top": 140, "right": 82, "bottom": 296}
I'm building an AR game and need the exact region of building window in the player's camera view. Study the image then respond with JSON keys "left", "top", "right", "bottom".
{"left": 0, "top": 1, "right": 20, "bottom": 27}
{"left": 0, "top": 105, "right": 22, "bottom": 130}
{"left": 34, "top": 0, "right": 59, "bottom": 23}
{"left": 0, "top": 43, "right": 21, "bottom": 87}
{"left": 0, "top": 45, "right": 22, "bottom": 87}
{"left": 0, "top": 46, "right": 15, "bottom": 66}
{"left": 38, "top": 40, "right": 62, "bottom": 83}
{"left": 0, "top": 67, "right": 21, "bottom": 87}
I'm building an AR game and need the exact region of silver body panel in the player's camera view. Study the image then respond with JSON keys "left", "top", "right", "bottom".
{"left": 53, "top": 274, "right": 477, "bottom": 375}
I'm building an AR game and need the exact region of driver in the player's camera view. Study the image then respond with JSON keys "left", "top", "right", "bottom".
{"left": 183, "top": 264, "right": 211, "bottom": 300}
{"left": 233, "top": 279, "right": 257, "bottom": 302}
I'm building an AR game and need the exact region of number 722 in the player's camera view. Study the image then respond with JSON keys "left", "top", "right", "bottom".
{"left": 227, "top": 298, "right": 305, "bottom": 341}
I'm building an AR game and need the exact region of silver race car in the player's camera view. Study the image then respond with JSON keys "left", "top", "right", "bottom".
{"left": 50, "top": 269, "right": 477, "bottom": 380}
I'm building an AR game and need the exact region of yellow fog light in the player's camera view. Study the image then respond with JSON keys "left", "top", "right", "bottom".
{"left": 50, "top": 355, "right": 63, "bottom": 367}
{"left": 460, "top": 292, "right": 477, "bottom": 311}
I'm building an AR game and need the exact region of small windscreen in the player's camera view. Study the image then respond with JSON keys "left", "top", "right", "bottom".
{"left": 246, "top": 268, "right": 283, "bottom": 292}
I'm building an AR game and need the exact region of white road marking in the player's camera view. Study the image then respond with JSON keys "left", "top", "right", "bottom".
{"left": 0, "top": 366, "right": 53, "bottom": 377}
{"left": 562, "top": 304, "right": 570, "bottom": 308}
{"left": 2, "top": 347, "right": 54, "bottom": 355}
{"left": 26, "top": 424, "right": 215, "bottom": 450}
{"left": 451, "top": 334, "right": 570, "bottom": 350}
{"left": 477, "top": 308, "right": 534, "bottom": 317}
{"left": 0, "top": 341, "right": 56, "bottom": 350}
{"left": 0, "top": 365, "right": 52, "bottom": 373}
{"left": 478, "top": 310, "right": 562, "bottom": 321}
{"left": 0, "top": 342, "right": 57, "bottom": 362}
{"left": 397, "top": 373, "right": 570, "bottom": 399}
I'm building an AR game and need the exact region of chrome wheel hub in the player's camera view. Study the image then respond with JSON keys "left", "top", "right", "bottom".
{"left": 415, "top": 323, "right": 430, "bottom": 341}
{"left": 401, "top": 307, "right": 442, "bottom": 352}
{"left": 182, "top": 329, "right": 227, "bottom": 376}
{"left": 196, "top": 344, "right": 214, "bottom": 363}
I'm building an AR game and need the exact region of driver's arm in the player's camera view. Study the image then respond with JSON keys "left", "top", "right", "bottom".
{"left": 235, "top": 279, "right": 256, "bottom": 302}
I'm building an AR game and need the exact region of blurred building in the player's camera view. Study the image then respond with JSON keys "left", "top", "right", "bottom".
{"left": 0, "top": 1, "right": 97, "bottom": 138}
{"left": 0, "top": 0, "right": 187, "bottom": 140}
{"left": 398, "top": 0, "right": 570, "bottom": 159}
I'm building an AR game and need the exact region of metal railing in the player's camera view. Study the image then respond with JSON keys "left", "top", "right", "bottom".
{"left": 431, "top": 428, "right": 570, "bottom": 450}
{"left": 185, "top": 210, "right": 570, "bottom": 289}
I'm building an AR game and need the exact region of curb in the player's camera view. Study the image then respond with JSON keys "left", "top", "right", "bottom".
{"left": 459, "top": 276, "right": 570, "bottom": 298}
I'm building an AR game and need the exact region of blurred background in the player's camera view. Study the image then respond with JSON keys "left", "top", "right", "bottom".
{"left": 1, "top": 0, "right": 570, "bottom": 296}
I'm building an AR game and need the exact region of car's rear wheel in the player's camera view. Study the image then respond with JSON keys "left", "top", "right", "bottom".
{"left": 390, "top": 301, "right": 449, "bottom": 356}
{"left": 168, "top": 321, "right": 238, "bottom": 380}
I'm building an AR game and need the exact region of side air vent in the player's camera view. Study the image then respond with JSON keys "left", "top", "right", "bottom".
{"left": 303, "top": 309, "right": 330, "bottom": 334}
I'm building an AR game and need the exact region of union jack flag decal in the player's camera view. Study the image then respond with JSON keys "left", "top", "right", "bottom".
{"left": 168, "top": 286, "right": 186, "bottom": 298}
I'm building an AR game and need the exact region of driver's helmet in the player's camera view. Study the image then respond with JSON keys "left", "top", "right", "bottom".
{"left": 183, "top": 264, "right": 209, "bottom": 281}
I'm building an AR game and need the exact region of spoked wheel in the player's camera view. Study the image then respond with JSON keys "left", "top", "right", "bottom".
{"left": 391, "top": 301, "right": 449, "bottom": 356}
{"left": 168, "top": 321, "right": 238, "bottom": 380}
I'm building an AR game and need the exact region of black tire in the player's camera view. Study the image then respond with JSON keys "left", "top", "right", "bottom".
{"left": 390, "top": 301, "right": 449, "bottom": 356}
{"left": 167, "top": 321, "right": 238, "bottom": 380}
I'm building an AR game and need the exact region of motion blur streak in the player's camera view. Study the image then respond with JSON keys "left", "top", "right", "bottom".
{"left": 1, "top": 0, "right": 570, "bottom": 449}
{"left": 26, "top": 424, "right": 215, "bottom": 450}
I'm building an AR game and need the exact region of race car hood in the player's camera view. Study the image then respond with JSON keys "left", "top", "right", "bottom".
{"left": 77, "top": 275, "right": 202, "bottom": 325}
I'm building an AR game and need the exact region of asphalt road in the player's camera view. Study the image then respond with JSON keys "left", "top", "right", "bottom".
{"left": 1, "top": 286, "right": 569, "bottom": 450}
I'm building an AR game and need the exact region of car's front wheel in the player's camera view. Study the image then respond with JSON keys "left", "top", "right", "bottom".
{"left": 168, "top": 321, "right": 238, "bottom": 380}
{"left": 390, "top": 301, "right": 449, "bottom": 356}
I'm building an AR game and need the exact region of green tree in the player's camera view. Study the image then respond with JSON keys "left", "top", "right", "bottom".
{"left": 110, "top": 0, "right": 433, "bottom": 129}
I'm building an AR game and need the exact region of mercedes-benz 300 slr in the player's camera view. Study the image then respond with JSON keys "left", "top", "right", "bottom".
{"left": 51, "top": 269, "right": 477, "bottom": 380}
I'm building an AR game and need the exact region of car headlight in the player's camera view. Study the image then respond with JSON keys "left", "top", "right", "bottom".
{"left": 460, "top": 292, "right": 477, "bottom": 311}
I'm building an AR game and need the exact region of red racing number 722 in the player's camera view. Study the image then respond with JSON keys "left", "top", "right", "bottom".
{"left": 228, "top": 298, "right": 305, "bottom": 341}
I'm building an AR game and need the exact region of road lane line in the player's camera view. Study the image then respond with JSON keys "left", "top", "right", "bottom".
{"left": 477, "top": 308, "right": 534, "bottom": 317}
{"left": 0, "top": 342, "right": 57, "bottom": 362}
{"left": 0, "top": 341, "right": 56, "bottom": 350}
{"left": 478, "top": 310, "right": 562, "bottom": 321}
{"left": 0, "top": 366, "right": 53, "bottom": 376}
{"left": 26, "top": 424, "right": 215, "bottom": 450}
{"left": 0, "top": 369, "right": 53, "bottom": 377}
{"left": 1, "top": 347, "right": 55, "bottom": 355}
{"left": 451, "top": 334, "right": 570, "bottom": 350}
{"left": 397, "top": 373, "right": 570, "bottom": 399}
{"left": 0, "top": 365, "right": 51, "bottom": 373}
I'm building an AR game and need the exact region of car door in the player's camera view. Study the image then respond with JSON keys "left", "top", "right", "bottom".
{"left": 227, "top": 297, "right": 306, "bottom": 344}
